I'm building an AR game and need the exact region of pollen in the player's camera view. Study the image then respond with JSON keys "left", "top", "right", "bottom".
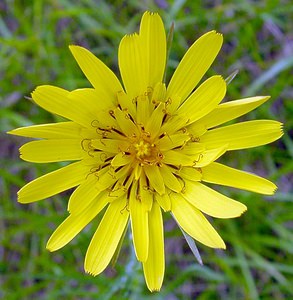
{"left": 134, "top": 140, "right": 150, "bottom": 158}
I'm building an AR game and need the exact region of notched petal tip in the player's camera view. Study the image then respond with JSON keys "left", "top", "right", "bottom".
{"left": 210, "top": 30, "right": 223, "bottom": 41}
{"left": 84, "top": 265, "right": 100, "bottom": 277}
{"left": 144, "top": 10, "right": 157, "bottom": 16}
{"left": 207, "top": 29, "right": 223, "bottom": 39}
{"left": 273, "top": 185, "right": 278, "bottom": 194}
{"left": 141, "top": 11, "right": 161, "bottom": 24}
{"left": 19, "top": 148, "right": 25, "bottom": 161}
{"left": 219, "top": 241, "right": 226, "bottom": 250}
{"left": 45, "top": 243, "right": 55, "bottom": 252}
{"left": 267, "top": 182, "right": 278, "bottom": 195}
{"left": 149, "top": 288, "right": 161, "bottom": 293}
{"left": 17, "top": 197, "right": 27, "bottom": 204}
{"left": 69, "top": 45, "right": 91, "bottom": 63}
{"left": 262, "top": 95, "right": 271, "bottom": 101}
{"left": 238, "top": 204, "right": 248, "bottom": 216}
{"left": 17, "top": 187, "right": 25, "bottom": 200}
{"left": 69, "top": 44, "right": 85, "bottom": 54}
{"left": 84, "top": 268, "right": 95, "bottom": 276}
{"left": 6, "top": 129, "right": 18, "bottom": 135}
{"left": 17, "top": 192, "right": 27, "bottom": 204}
{"left": 68, "top": 44, "right": 79, "bottom": 49}
{"left": 123, "top": 32, "right": 139, "bottom": 40}
{"left": 280, "top": 122, "right": 284, "bottom": 133}
{"left": 30, "top": 86, "right": 40, "bottom": 99}
{"left": 69, "top": 45, "right": 94, "bottom": 63}
{"left": 215, "top": 74, "right": 227, "bottom": 88}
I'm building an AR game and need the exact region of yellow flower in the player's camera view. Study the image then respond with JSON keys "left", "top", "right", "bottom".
{"left": 9, "top": 11, "right": 283, "bottom": 292}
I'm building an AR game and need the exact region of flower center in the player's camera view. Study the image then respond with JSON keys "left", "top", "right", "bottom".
{"left": 130, "top": 133, "right": 163, "bottom": 166}
{"left": 134, "top": 140, "right": 150, "bottom": 158}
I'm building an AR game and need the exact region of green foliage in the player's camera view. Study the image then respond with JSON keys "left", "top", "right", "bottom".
{"left": 1, "top": 0, "right": 292, "bottom": 299}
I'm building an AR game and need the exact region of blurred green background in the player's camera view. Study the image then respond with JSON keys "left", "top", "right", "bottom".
{"left": 1, "top": 0, "right": 293, "bottom": 299}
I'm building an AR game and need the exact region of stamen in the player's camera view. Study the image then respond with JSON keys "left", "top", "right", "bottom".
{"left": 127, "top": 182, "right": 133, "bottom": 199}
{"left": 112, "top": 127, "right": 126, "bottom": 137}
{"left": 162, "top": 113, "right": 168, "bottom": 124}
{"left": 123, "top": 174, "right": 131, "bottom": 186}
{"left": 104, "top": 156, "right": 114, "bottom": 163}
{"left": 167, "top": 164, "right": 181, "bottom": 170}
{"left": 109, "top": 110, "right": 115, "bottom": 119}
{"left": 91, "top": 120, "right": 99, "bottom": 127}
{"left": 115, "top": 166, "right": 124, "bottom": 173}
{"left": 100, "top": 152, "right": 108, "bottom": 162}
{"left": 191, "top": 136, "right": 200, "bottom": 142}
{"left": 128, "top": 113, "right": 136, "bottom": 124}
{"left": 165, "top": 97, "right": 172, "bottom": 106}
{"left": 193, "top": 154, "right": 203, "bottom": 166}
{"left": 81, "top": 138, "right": 92, "bottom": 151}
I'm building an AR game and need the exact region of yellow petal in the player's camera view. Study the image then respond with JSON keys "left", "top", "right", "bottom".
{"left": 151, "top": 82, "right": 166, "bottom": 105}
{"left": 195, "top": 96, "right": 271, "bottom": 129}
{"left": 177, "top": 76, "right": 226, "bottom": 124}
{"left": 162, "top": 150, "right": 194, "bottom": 166}
{"left": 113, "top": 108, "right": 139, "bottom": 137}
{"left": 139, "top": 173, "right": 153, "bottom": 211}
{"left": 18, "top": 161, "right": 88, "bottom": 203}
{"left": 165, "top": 146, "right": 226, "bottom": 168}
{"left": 67, "top": 172, "right": 101, "bottom": 214}
{"left": 170, "top": 193, "right": 225, "bottom": 249}
{"left": 159, "top": 164, "right": 182, "bottom": 193}
{"left": 111, "top": 152, "right": 133, "bottom": 167}
{"left": 140, "top": 11, "right": 166, "bottom": 87}
{"left": 187, "top": 123, "right": 207, "bottom": 138}
{"left": 144, "top": 165, "right": 165, "bottom": 195}
{"left": 90, "top": 138, "right": 129, "bottom": 153}
{"left": 46, "top": 192, "right": 109, "bottom": 251}
{"left": 200, "top": 120, "right": 284, "bottom": 150}
{"left": 116, "top": 90, "right": 137, "bottom": 119}
{"left": 201, "top": 162, "right": 277, "bottom": 194}
{"left": 68, "top": 165, "right": 130, "bottom": 214}
{"left": 69, "top": 45, "right": 123, "bottom": 99}
{"left": 85, "top": 198, "right": 129, "bottom": 276}
{"left": 118, "top": 33, "right": 147, "bottom": 101}
{"left": 193, "top": 146, "right": 227, "bottom": 167}
{"left": 145, "top": 102, "right": 165, "bottom": 138}
{"left": 31, "top": 84, "right": 68, "bottom": 114}
{"left": 95, "top": 165, "right": 130, "bottom": 192}
{"left": 158, "top": 133, "right": 190, "bottom": 152}
{"left": 182, "top": 181, "right": 247, "bottom": 218}
{"left": 181, "top": 142, "right": 205, "bottom": 156}
{"left": 167, "top": 31, "right": 223, "bottom": 104}
{"left": 19, "top": 139, "right": 83, "bottom": 163}
{"left": 130, "top": 182, "right": 149, "bottom": 262}
{"left": 8, "top": 122, "right": 84, "bottom": 139}
{"left": 178, "top": 167, "right": 202, "bottom": 182}
{"left": 67, "top": 88, "right": 116, "bottom": 128}
{"left": 136, "top": 94, "right": 151, "bottom": 125}
{"left": 159, "top": 115, "right": 189, "bottom": 136}
{"left": 155, "top": 193, "right": 171, "bottom": 212}
{"left": 31, "top": 86, "right": 93, "bottom": 128}
{"left": 143, "top": 201, "right": 165, "bottom": 292}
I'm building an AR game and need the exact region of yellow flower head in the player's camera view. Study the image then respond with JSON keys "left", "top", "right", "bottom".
{"left": 9, "top": 11, "right": 283, "bottom": 292}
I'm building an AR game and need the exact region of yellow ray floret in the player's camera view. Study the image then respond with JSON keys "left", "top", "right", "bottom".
{"left": 143, "top": 201, "right": 165, "bottom": 292}
{"left": 166, "top": 30, "right": 223, "bottom": 106}
{"left": 85, "top": 199, "right": 129, "bottom": 276}
{"left": 171, "top": 194, "right": 226, "bottom": 249}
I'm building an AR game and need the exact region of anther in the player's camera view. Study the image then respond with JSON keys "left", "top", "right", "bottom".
{"left": 109, "top": 110, "right": 115, "bottom": 119}
{"left": 193, "top": 154, "right": 203, "bottom": 165}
